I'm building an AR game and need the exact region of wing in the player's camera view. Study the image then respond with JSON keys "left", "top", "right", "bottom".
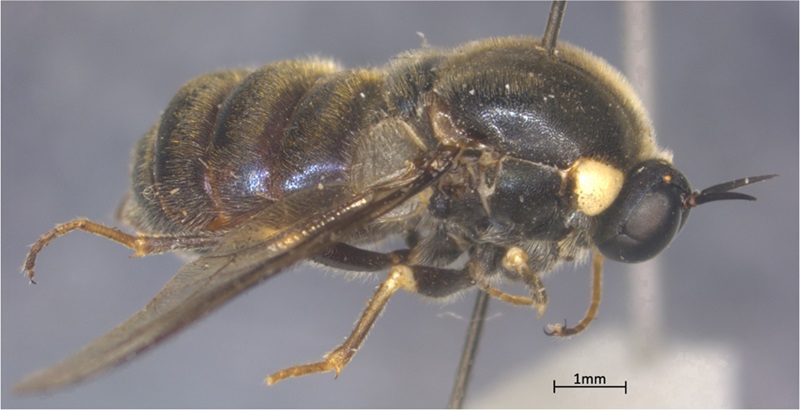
{"left": 14, "top": 145, "right": 459, "bottom": 394}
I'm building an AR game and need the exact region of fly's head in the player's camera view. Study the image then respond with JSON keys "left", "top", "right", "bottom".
{"left": 592, "top": 160, "right": 776, "bottom": 263}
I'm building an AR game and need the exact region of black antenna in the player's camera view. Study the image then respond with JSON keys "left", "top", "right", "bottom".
{"left": 685, "top": 174, "right": 777, "bottom": 207}
{"left": 447, "top": 2, "right": 568, "bottom": 408}
{"left": 542, "top": 0, "right": 567, "bottom": 54}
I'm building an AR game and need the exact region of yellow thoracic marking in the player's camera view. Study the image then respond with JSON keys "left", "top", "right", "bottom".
{"left": 568, "top": 158, "right": 624, "bottom": 216}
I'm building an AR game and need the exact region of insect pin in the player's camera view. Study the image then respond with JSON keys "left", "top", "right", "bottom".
{"left": 16, "top": 0, "right": 775, "bottom": 401}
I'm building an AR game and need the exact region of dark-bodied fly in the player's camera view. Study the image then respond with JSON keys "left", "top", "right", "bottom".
{"left": 16, "top": 0, "right": 774, "bottom": 398}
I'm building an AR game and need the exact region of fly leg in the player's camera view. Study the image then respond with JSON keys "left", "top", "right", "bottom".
{"left": 317, "top": 243, "right": 549, "bottom": 313}
{"left": 268, "top": 243, "right": 552, "bottom": 385}
{"left": 315, "top": 243, "right": 544, "bottom": 308}
{"left": 472, "top": 246, "right": 549, "bottom": 318}
{"left": 312, "top": 243, "right": 410, "bottom": 272}
{"left": 23, "top": 218, "right": 220, "bottom": 283}
{"left": 546, "top": 249, "right": 605, "bottom": 337}
{"left": 266, "top": 264, "right": 416, "bottom": 385}
{"left": 265, "top": 261, "right": 476, "bottom": 385}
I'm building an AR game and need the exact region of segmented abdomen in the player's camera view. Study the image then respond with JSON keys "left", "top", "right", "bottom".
{"left": 118, "top": 58, "right": 389, "bottom": 235}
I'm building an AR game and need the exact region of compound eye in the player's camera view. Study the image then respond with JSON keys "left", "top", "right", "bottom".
{"left": 594, "top": 160, "right": 691, "bottom": 263}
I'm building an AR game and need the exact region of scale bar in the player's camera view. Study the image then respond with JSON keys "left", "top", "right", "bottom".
{"left": 553, "top": 380, "right": 628, "bottom": 394}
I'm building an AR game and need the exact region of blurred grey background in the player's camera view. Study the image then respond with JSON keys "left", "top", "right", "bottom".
{"left": 2, "top": 2, "right": 797, "bottom": 408}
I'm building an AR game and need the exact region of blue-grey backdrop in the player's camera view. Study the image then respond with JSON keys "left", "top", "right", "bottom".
{"left": 3, "top": 2, "right": 797, "bottom": 408}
